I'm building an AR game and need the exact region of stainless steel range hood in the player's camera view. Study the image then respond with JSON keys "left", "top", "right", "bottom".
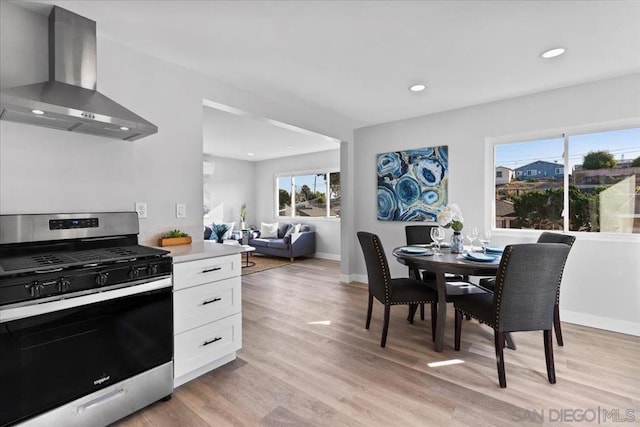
{"left": 0, "top": 6, "right": 157, "bottom": 141}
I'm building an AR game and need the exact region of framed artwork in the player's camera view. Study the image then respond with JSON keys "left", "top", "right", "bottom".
{"left": 377, "top": 146, "right": 448, "bottom": 221}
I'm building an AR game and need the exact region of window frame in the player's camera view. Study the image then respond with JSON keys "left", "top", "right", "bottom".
{"left": 484, "top": 118, "right": 640, "bottom": 242}
{"left": 275, "top": 168, "right": 341, "bottom": 220}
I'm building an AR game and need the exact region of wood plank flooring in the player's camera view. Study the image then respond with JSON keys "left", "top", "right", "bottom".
{"left": 115, "top": 258, "right": 640, "bottom": 426}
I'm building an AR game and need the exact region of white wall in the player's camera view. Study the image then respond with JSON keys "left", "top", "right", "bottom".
{"left": 348, "top": 74, "right": 640, "bottom": 336}
{"left": 0, "top": 2, "right": 351, "bottom": 246}
{"left": 202, "top": 155, "right": 255, "bottom": 231}
{"left": 254, "top": 149, "right": 341, "bottom": 259}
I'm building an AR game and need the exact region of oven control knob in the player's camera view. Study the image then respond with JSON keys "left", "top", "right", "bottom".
{"left": 57, "top": 278, "right": 71, "bottom": 292}
{"left": 29, "top": 282, "right": 45, "bottom": 297}
{"left": 95, "top": 273, "right": 109, "bottom": 286}
{"left": 128, "top": 267, "right": 140, "bottom": 279}
{"left": 147, "top": 264, "right": 159, "bottom": 275}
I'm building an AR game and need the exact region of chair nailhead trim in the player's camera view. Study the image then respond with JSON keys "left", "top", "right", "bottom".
{"left": 555, "top": 255, "right": 570, "bottom": 304}
{"left": 493, "top": 246, "right": 512, "bottom": 326}
{"left": 373, "top": 236, "right": 390, "bottom": 304}
{"left": 456, "top": 308, "right": 496, "bottom": 329}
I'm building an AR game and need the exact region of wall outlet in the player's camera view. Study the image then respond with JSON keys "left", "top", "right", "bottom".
{"left": 135, "top": 202, "right": 147, "bottom": 219}
{"left": 176, "top": 203, "right": 186, "bottom": 218}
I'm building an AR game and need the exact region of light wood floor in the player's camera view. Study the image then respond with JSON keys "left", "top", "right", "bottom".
{"left": 116, "top": 258, "right": 640, "bottom": 426}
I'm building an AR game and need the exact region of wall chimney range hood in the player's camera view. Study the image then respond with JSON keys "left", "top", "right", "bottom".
{"left": 0, "top": 6, "right": 157, "bottom": 141}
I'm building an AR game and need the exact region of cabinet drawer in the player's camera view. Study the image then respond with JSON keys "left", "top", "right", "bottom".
{"left": 173, "top": 254, "right": 240, "bottom": 290}
{"left": 174, "top": 313, "right": 242, "bottom": 379}
{"left": 174, "top": 276, "right": 241, "bottom": 334}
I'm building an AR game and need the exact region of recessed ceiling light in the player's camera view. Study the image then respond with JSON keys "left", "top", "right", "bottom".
{"left": 247, "top": 152, "right": 255, "bottom": 156}
{"left": 409, "top": 84, "right": 426, "bottom": 92}
{"left": 540, "top": 48, "right": 566, "bottom": 59}
{"left": 120, "top": 126, "right": 130, "bottom": 131}
{"left": 284, "top": 145, "right": 293, "bottom": 149}
{"left": 32, "top": 109, "right": 44, "bottom": 115}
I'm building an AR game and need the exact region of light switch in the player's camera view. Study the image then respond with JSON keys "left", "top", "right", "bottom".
{"left": 176, "top": 203, "right": 186, "bottom": 218}
{"left": 135, "top": 202, "right": 147, "bottom": 219}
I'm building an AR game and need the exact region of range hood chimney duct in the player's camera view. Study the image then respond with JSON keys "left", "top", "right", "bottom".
{"left": 0, "top": 6, "right": 158, "bottom": 141}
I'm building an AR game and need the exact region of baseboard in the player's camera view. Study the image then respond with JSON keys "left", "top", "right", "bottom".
{"left": 313, "top": 252, "right": 340, "bottom": 261}
{"left": 339, "top": 273, "right": 367, "bottom": 284}
{"left": 560, "top": 309, "right": 640, "bottom": 337}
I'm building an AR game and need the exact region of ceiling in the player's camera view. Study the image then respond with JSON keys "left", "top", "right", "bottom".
{"left": 13, "top": 1, "right": 640, "bottom": 160}
{"left": 202, "top": 105, "right": 339, "bottom": 161}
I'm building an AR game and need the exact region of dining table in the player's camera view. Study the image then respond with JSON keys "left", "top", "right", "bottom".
{"left": 392, "top": 246, "right": 501, "bottom": 352}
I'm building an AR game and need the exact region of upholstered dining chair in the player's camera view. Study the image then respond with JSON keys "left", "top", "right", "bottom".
{"left": 357, "top": 231, "right": 438, "bottom": 347}
{"left": 454, "top": 243, "right": 572, "bottom": 388}
{"left": 478, "top": 232, "right": 575, "bottom": 346}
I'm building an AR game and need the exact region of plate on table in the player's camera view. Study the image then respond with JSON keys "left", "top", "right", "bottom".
{"left": 463, "top": 252, "right": 497, "bottom": 262}
{"left": 485, "top": 246, "right": 504, "bottom": 254}
{"left": 398, "top": 246, "right": 433, "bottom": 255}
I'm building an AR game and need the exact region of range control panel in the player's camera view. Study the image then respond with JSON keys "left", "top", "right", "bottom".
{"left": 49, "top": 218, "right": 99, "bottom": 230}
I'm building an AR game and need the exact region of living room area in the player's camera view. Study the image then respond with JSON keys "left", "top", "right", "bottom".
{"left": 202, "top": 102, "right": 342, "bottom": 268}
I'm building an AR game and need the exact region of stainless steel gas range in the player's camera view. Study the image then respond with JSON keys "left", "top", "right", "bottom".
{"left": 0, "top": 212, "right": 174, "bottom": 427}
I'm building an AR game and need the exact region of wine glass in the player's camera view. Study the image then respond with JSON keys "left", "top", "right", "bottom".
{"left": 479, "top": 230, "right": 491, "bottom": 254}
{"left": 430, "top": 227, "right": 444, "bottom": 256}
{"left": 466, "top": 227, "right": 478, "bottom": 251}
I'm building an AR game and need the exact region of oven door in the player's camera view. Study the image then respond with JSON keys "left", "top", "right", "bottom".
{"left": 0, "top": 278, "right": 172, "bottom": 427}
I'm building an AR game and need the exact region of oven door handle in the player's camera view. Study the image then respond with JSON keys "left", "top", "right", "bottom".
{"left": 0, "top": 277, "right": 172, "bottom": 323}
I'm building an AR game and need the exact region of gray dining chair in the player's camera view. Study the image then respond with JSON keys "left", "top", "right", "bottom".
{"left": 454, "top": 243, "right": 572, "bottom": 388}
{"left": 357, "top": 231, "right": 438, "bottom": 347}
{"left": 478, "top": 232, "right": 575, "bottom": 346}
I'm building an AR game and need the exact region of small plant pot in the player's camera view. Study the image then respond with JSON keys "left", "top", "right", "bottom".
{"left": 159, "top": 236, "right": 192, "bottom": 247}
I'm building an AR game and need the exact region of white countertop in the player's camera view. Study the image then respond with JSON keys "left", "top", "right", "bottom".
{"left": 161, "top": 241, "right": 243, "bottom": 263}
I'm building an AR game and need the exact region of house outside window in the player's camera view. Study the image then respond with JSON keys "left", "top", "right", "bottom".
{"left": 492, "top": 127, "right": 640, "bottom": 233}
{"left": 277, "top": 171, "right": 340, "bottom": 218}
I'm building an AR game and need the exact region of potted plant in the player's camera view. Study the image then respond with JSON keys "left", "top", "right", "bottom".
{"left": 211, "top": 223, "right": 229, "bottom": 243}
{"left": 240, "top": 203, "right": 247, "bottom": 230}
{"left": 159, "top": 229, "right": 192, "bottom": 247}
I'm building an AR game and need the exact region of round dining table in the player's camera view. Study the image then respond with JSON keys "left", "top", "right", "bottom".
{"left": 392, "top": 247, "right": 500, "bottom": 352}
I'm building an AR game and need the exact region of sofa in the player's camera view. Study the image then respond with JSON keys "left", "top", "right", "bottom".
{"left": 248, "top": 223, "right": 316, "bottom": 262}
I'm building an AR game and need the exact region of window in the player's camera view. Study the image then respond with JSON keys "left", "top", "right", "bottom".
{"left": 277, "top": 176, "right": 293, "bottom": 217}
{"left": 493, "top": 127, "right": 640, "bottom": 234}
{"left": 276, "top": 171, "right": 340, "bottom": 218}
{"left": 496, "top": 171, "right": 503, "bottom": 178}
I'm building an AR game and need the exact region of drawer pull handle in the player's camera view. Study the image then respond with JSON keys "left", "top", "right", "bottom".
{"left": 203, "top": 337, "right": 222, "bottom": 346}
{"left": 202, "top": 267, "right": 222, "bottom": 273}
{"left": 202, "top": 297, "right": 221, "bottom": 305}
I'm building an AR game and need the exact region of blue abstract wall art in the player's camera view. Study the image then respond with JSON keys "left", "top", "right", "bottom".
{"left": 377, "top": 146, "right": 449, "bottom": 221}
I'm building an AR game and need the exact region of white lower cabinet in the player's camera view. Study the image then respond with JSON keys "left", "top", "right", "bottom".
{"left": 172, "top": 253, "right": 242, "bottom": 387}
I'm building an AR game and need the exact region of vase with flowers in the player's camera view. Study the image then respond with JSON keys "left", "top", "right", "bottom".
{"left": 437, "top": 203, "right": 465, "bottom": 253}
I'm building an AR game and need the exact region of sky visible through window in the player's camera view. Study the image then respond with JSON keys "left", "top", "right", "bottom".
{"left": 495, "top": 128, "right": 640, "bottom": 171}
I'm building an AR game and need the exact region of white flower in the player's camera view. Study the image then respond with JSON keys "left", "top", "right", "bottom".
{"left": 438, "top": 203, "right": 464, "bottom": 231}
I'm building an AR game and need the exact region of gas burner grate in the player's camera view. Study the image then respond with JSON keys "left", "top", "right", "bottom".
{"left": 33, "top": 254, "right": 65, "bottom": 266}
{"left": 68, "top": 250, "right": 104, "bottom": 262}
{"left": 0, "top": 252, "right": 76, "bottom": 273}
{"left": 103, "top": 247, "right": 138, "bottom": 257}
{"left": 0, "top": 245, "right": 169, "bottom": 276}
